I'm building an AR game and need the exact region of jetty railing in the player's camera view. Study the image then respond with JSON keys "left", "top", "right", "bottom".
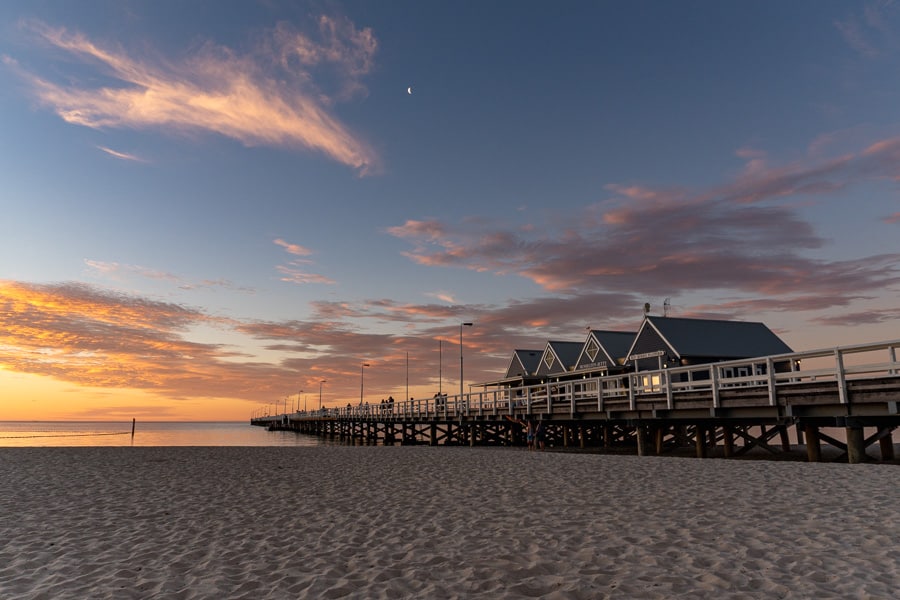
{"left": 280, "top": 339, "right": 900, "bottom": 421}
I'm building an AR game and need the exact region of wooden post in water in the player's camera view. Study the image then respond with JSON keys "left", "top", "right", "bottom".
{"left": 131, "top": 418, "right": 136, "bottom": 439}
{"left": 804, "top": 424, "right": 822, "bottom": 462}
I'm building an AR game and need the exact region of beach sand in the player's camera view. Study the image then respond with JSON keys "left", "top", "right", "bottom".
{"left": 1, "top": 446, "right": 898, "bottom": 599}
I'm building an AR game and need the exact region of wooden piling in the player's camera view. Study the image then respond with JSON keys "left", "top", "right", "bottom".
{"left": 846, "top": 426, "right": 865, "bottom": 464}
{"left": 779, "top": 426, "right": 791, "bottom": 452}
{"left": 879, "top": 429, "right": 895, "bottom": 461}
{"left": 722, "top": 425, "right": 734, "bottom": 458}
{"left": 636, "top": 425, "right": 648, "bottom": 457}
{"left": 695, "top": 425, "right": 708, "bottom": 458}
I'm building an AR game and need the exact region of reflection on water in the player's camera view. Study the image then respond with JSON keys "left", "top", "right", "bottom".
{"left": 0, "top": 421, "right": 329, "bottom": 447}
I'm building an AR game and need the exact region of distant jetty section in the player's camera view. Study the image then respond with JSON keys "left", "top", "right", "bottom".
{"left": 253, "top": 337, "right": 900, "bottom": 464}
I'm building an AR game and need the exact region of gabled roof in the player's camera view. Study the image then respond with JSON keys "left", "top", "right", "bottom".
{"left": 626, "top": 316, "right": 793, "bottom": 361}
{"left": 575, "top": 330, "right": 636, "bottom": 369}
{"left": 504, "top": 349, "right": 543, "bottom": 378}
{"left": 536, "top": 341, "right": 583, "bottom": 376}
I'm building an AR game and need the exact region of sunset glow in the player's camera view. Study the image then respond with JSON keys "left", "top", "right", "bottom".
{"left": 1, "top": 2, "right": 899, "bottom": 420}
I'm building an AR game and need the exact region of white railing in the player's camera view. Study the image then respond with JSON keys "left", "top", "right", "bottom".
{"left": 271, "top": 339, "right": 900, "bottom": 421}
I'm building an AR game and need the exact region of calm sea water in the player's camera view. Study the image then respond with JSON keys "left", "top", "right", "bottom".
{"left": 0, "top": 421, "right": 327, "bottom": 447}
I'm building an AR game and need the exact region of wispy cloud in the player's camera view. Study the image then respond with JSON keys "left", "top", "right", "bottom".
{"left": 273, "top": 238, "right": 335, "bottom": 285}
{"left": 84, "top": 259, "right": 254, "bottom": 292}
{"left": 97, "top": 146, "right": 146, "bottom": 162}
{"left": 274, "top": 238, "right": 314, "bottom": 256}
{"left": 8, "top": 17, "right": 379, "bottom": 173}
{"left": 425, "top": 291, "right": 456, "bottom": 304}
{"left": 834, "top": 2, "right": 899, "bottom": 59}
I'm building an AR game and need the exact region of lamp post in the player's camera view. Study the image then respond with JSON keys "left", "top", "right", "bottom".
{"left": 298, "top": 389, "right": 304, "bottom": 413}
{"left": 319, "top": 380, "right": 326, "bottom": 410}
{"left": 460, "top": 322, "right": 473, "bottom": 401}
{"left": 360, "top": 363, "right": 370, "bottom": 405}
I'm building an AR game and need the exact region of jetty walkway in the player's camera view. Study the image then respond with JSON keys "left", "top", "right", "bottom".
{"left": 252, "top": 339, "right": 900, "bottom": 463}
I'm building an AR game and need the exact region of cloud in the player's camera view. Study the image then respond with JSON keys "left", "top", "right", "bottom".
{"left": 97, "top": 146, "right": 146, "bottom": 162}
{"left": 273, "top": 238, "right": 334, "bottom": 285}
{"left": 835, "top": 16, "right": 880, "bottom": 57}
{"left": 0, "top": 280, "right": 304, "bottom": 400}
{"left": 9, "top": 18, "right": 379, "bottom": 173}
{"left": 276, "top": 266, "right": 336, "bottom": 285}
{"left": 274, "top": 238, "right": 314, "bottom": 257}
{"left": 425, "top": 291, "right": 456, "bottom": 304}
{"left": 84, "top": 259, "right": 253, "bottom": 292}
{"left": 387, "top": 136, "right": 900, "bottom": 304}
{"left": 834, "top": 2, "right": 900, "bottom": 59}
{"left": 813, "top": 307, "right": 900, "bottom": 327}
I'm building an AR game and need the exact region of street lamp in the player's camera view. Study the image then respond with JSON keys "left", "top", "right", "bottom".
{"left": 319, "top": 380, "right": 326, "bottom": 410}
{"left": 460, "top": 322, "right": 473, "bottom": 401}
{"left": 298, "top": 389, "right": 304, "bottom": 413}
{"left": 360, "top": 363, "right": 370, "bottom": 405}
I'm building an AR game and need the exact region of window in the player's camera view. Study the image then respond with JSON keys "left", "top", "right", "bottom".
{"left": 543, "top": 351, "right": 555, "bottom": 370}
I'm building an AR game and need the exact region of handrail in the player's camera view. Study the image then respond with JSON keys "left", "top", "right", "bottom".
{"left": 270, "top": 338, "right": 900, "bottom": 421}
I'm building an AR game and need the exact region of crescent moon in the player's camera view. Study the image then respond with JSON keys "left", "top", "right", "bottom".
{"left": 407, "top": 87, "right": 412, "bottom": 94}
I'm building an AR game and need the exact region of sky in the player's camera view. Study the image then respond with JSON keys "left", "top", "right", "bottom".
{"left": 1, "top": 1, "right": 899, "bottom": 421}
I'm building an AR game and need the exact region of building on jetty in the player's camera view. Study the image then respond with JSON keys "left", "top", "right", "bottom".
{"left": 253, "top": 316, "right": 900, "bottom": 464}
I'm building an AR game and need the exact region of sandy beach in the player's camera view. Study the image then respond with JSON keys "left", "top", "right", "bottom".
{"left": 1, "top": 446, "right": 898, "bottom": 599}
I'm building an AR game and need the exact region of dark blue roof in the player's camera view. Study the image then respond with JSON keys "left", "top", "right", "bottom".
{"left": 507, "top": 349, "right": 542, "bottom": 377}
{"left": 590, "top": 330, "right": 637, "bottom": 362}
{"left": 648, "top": 316, "right": 793, "bottom": 358}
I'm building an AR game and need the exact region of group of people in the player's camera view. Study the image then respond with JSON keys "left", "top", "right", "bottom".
{"left": 347, "top": 396, "right": 397, "bottom": 415}
{"left": 505, "top": 416, "right": 546, "bottom": 451}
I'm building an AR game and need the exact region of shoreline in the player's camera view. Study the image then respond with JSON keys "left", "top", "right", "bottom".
{"left": 2, "top": 446, "right": 898, "bottom": 599}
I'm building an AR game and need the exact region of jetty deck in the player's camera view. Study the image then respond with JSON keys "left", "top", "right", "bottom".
{"left": 252, "top": 339, "right": 900, "bottom": 463}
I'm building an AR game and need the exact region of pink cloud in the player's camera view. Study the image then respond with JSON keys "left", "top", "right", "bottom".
{"left": 9, "top": 18, "right": 379, "bottom": 173}
{"left": 274, "top": 238, "right": 314, "bottom": 256}
{"left": 387, "top": 137, "right": 900, "bottom": 302}
{"left": 276, "top": 265, "right": 336, "bottom": 285}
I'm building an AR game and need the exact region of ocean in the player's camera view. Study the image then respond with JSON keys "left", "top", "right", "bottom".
{"left": 0, "top": 421, "right": 326, "bottom": 447}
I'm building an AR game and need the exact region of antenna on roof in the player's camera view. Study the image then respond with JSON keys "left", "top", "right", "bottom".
{"left": 663, "top": 298, "right": 671, "bottom": 317}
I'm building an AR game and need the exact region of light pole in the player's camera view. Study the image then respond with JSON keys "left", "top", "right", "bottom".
{"left": 319, "top": 380, "right": 326, "bottom": 410}
{"left": 360, "top": 363, "right": 370, "bottom": 405}
{"left": 297, "top": 389, "right": 304, "bottom": 413}
{"left": 460, "top": 322, "right": 473, "bottom": 401}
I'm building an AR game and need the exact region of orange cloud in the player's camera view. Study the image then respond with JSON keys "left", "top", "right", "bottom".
{"left": 0, "top": 280, "right": 286, "bottom": 403}
{"left": 10, "top": 18, "right": 379, "bottom": 173}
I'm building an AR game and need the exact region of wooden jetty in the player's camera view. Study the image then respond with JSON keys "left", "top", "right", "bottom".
{"left": 252, "top": 339, "right": 900, "bottom": 463}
